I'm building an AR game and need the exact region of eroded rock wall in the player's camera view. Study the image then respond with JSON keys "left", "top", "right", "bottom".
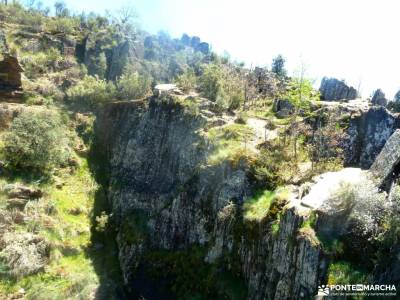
{"left": 319, "top": 77, "right": 358, "bottom": 101}
{"left": 344, "top": 106, "right": 400, "bottom": 168}
{"left": 94, "top": 96, "right": 324, "bottom": 299}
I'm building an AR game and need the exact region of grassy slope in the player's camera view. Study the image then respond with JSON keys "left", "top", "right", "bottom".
{"left": 0, "top": 156, "right": 104, "bottom": 299}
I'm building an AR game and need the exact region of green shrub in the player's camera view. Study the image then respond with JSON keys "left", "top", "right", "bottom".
{"left": 0, "top": 232, "right": 49, "bottom": 279}
{"left": 86, "top": 52, "right": 107, "bottom": 79}
{"left": 250, "top": 140, "right": 299, "bottom": 189}
{"left": 175, "top": 70, "right": 197, "bottom": 92}
{"left": 375, "top": 184, "right": 400, "bottom": 246}
{"left": 235, "top": 112, "right": 248, "bottom": 124}
{"left": 66, "top": 75, "right": 116, "bottom": 108}
{"left": 183, "top": 97, "right": 200, "bottom": 116}
{"left": 29, "top": 77, "right": 64, "bottom": 101}
{"left": 45, "top": 17, "right": 78, "bottom": 34}
{"left": 4, "top": 109, "right": 71, "bottom": 174}
{"left": 229, "top": 93, "right": 244, "bottom": 110}
{"left": 243, "top": 188, "right": 288, "bottom": 221}
{"left": 95, "top": 211, "right": 110, "bottom": 232}
{"left": 327, "top": 261, "right": 368, "bottom": 285}
{"left": 207, "top": 124, "right": 254, "bottom": 165}
{"left": 0, "top": 3, "right": 44, "bottom": 32}
{"left": 116, "top": 72, "right": 151, "bottom": 100}
{"left": 300, "top": 211, "right": 317, "bottom": 229}
{"left": 199, "top": 63, "right": 223, "bottom": 101}
{"left": 199, "top": 63, "right": 244, "bottom": 111}
{"left": 21, "top": 48, "right": 64, "bottom": 78}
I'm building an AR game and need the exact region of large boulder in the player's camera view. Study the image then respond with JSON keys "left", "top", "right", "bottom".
{"left": 300, "top": 167, "right": 387, "bottom": 263}
{"left": 319, "top": 77, "right": 358, "bottom": 101}
{"left": 344, "top": 106, "right": 400, "bottom": 168}
{"left": 5, "top": 183, "right": 43, "bottom": 199}
{"left": 314, "top": 174, "right": 387, "bottom": 261}
{"left": 370, "top": 129, "right": 400, "bottom": 187}
{"left": 153, "top": 84, "right": 183, "bottom": 97}
{"left": 273, "top": 99, "right": 295, "bottom": 117}
{"left": 371, "top": 89, "right": 388, "bottom": 106}
{"left": 0, "top": 54, "right": 23, "bottom": 91}
{"left": 0, "top": 232, "right": 50, "bottom": 278}
{"left": 0, "top": 103, "right": 23, "bottom": 129}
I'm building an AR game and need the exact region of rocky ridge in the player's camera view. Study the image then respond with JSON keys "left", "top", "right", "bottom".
{"left": 319, "top": 77, "right": 358, "bottom": 101}
{"left": 94, "top": 92, "right": 325, "bottom": 299}
{"left": 93, "top": 87, "right": 400, "bottom": 299}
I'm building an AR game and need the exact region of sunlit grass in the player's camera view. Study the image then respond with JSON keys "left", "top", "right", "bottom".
{"left": 243, "top": 188, "right": 288, "bottom": 221}
{"left": 0, "top": 157, "right": 100, "bottom": 298}
{"left": 207, "top": 124, "right": 254, "bottom": 165}
{"left": 327, "top": 261, "right": 368, "bottom": 285}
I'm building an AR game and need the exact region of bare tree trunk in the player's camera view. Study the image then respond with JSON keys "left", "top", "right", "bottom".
{"left": 243, "top": 63, "right": 253, "bottom": 111}
{"left": 293, "top": 61, "right": 305, "bottom": 160}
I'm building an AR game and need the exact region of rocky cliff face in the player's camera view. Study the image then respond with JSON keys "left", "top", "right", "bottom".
{"left": 371, "top": 89, "right": 388, "bottom": 107}
{"left": 319, "top": 77, "right": 358, "bottom": 101}
{"left": 344, "top": 106, "right": 400, "bottom": 168}
{"left": 94, "top": 95, "right": 325, "bottom": 299}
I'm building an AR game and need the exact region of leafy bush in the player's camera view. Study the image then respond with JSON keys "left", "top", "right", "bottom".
{"left": 116, "top": 71, "right": 151, "bottom": 100}
{"left": 250, "top": 140, "right": 299, "bottom": 189}
{"left": 21, "top": 48, "right": 65, "bottom": 78}
{"left": 175, "top": 70, "right": 197, "bottom": 92}
{"left": 243, "top": 188, "right": 288, "bottom": 221}
{"left": 29, "top": 77, "right": 64, "bottom": 101}
{"left": 95, "top": 211, "right": 110, "bottom": 232}
{"left": 86, "top": 52, "right": 107, "bottom": 79}
{"left": 199, "top": 63, "right": 224, "bottom": 101}
{"left": 207, "top": 124, "right": 254, "bottom": 165}
{"left": 66, "top": 75, "right": 116, "bottom": 108}
{"left": 327, "top": 261, "right": 367, "bottom": 285}
{"left": 376, "top": 184, "right": 400, "bottom": 248}
{"left": 199, "top": 63, "right": 244, "bottom": 111}
{"left": 282, "top": 78, "right": 319, "bottom": 115}
{"left": 235, "top": 112, "right": 248, "bottom": 124}
{"left": 329, "top": 181, "right": 386, "bottom": 237}
{"left": 0, "top": 233, "right": 49, "bottom": 278}
{"left": 45, "top": 17, "right": 78, "bottom": 34}
{"left": 4, "top": 109, "right": 71, "bottom": 173}
{"left": 0, "top": 3, "right": 44, "bottom": 32}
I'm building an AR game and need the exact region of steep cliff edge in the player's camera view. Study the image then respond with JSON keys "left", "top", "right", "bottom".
{"left": 93, "top": 94, "right": 325, "bottom": 299}
{"left": 344, "top": 106, "right": 400, "bottom": 168}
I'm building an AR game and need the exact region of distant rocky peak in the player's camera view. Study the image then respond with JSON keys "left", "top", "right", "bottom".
{"left": 319, "top": 77, "right": 358, "bottom": 101}
{"left": 371, "top": 88, "right": 388, "bottom": 106}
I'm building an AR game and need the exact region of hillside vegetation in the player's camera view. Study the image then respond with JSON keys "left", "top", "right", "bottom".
{"left": 1, "top": 1, "right": 394, "bottom": 300}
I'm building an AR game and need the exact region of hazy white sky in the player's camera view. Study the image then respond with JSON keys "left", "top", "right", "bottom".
{"left": 39, "top": 0, "right": 400, "bottom": 98}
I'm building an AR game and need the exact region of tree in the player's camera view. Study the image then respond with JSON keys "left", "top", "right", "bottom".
{"left": 271, "top": 54, "right": 287, "bottom": 77}
{"left": 199, "top": 63, "right": 245, "bottom": 111}
{"left": 116, "top": 5, "right": 136, "bottom": 24}
{"left": 4, "top": 109, "right": 71, "bottom": 173}
{"left": 54, "top": 1, "right": 69, "bottom": 17}
{"left": 199, "top": 63, "right": 224, "bottom": 101}
{"left": 87, "top": 52, "right": 107, "bottom": 79}
{"left": 116, "top": 71, "right": 151, "bottom": 100}
{"left": 282, "top": 61, "right": 319, "bottom": 158}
